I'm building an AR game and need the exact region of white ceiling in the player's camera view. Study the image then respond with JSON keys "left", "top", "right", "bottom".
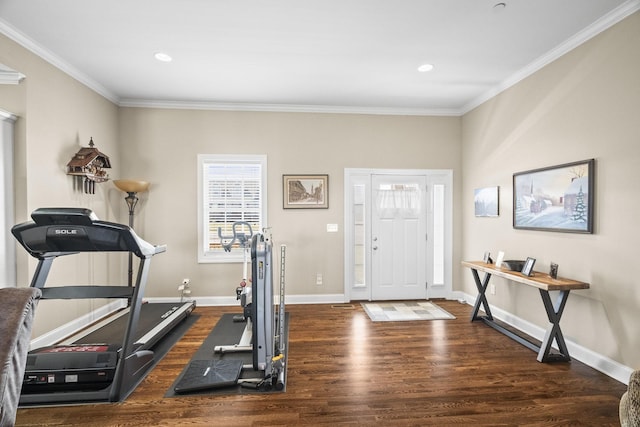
{"left": 1, "top": 0, "right": 638, "bottom": 115}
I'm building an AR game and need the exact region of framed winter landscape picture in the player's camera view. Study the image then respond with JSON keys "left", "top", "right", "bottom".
{"left": 474, "top": 186, "right": 499, "bottom": 217}
{"left": 513, "top": 159, "right": 594, "bottom": 233}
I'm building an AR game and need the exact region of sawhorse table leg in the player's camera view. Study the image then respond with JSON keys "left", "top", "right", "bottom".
{"left": 467, "top": 267, "right": 573, "bottom": 362}
{"left": 537, "top": 289, "right": 571, "bottom": 362}
{"left": 470, "top": 268, "right": 493, "bottom": 321}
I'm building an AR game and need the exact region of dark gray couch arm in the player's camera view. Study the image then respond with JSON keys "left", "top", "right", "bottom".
{"left": 0, "top": 287, "right": 41, "bottom": 427}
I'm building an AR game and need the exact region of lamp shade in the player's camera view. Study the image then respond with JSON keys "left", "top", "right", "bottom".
{"left": 113, "top": 179, "right": 150, "bottom": 193}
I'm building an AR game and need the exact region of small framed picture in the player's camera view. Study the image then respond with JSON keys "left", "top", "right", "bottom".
{"left": 549, "top": 262, "right": 559, "bottom": 279}
{"left": 483, "top": 251, "right": 493, "bottom": 264}
{"left": 474, "top": 186, "right": 499, "bottom": 217}
{"left": 283, "top": 174, "right": 329, "bottom": 209}
{"left": 495, "top": 251, "right": 505, "bottom": 268}
{"left": 521, "top": 257, "right": 536, "bottom": 276}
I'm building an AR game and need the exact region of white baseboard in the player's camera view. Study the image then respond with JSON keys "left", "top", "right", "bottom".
{"left": 456, "top": 292, "right": 633, "bottom": 384}
{"left": 145, "top": 293, "right": 347, "bottom": 306}
{"left": 280, "top": 293, "right": 346, "bottom": 305}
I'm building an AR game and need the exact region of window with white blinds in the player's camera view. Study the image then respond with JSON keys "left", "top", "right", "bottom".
{"left": 197, "top": 154, "right": 267, "bottom": 263}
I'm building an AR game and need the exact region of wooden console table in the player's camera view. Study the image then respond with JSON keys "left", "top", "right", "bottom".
{"left": 461, "top": 261, "right": 590, "bottom": 362}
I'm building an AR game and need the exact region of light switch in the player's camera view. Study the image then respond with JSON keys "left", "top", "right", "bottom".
{"left": 327, "top": 224, "right": 338, "bottom": 232}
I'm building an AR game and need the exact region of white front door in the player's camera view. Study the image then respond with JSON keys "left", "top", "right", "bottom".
{"left": 371, "top": 174, "right": 427, "bottom": 300}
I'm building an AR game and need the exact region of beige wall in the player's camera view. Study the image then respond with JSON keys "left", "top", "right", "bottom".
{"left": 1, "top": 33, "right": 121, "bottom": 337}
{"left": 461, "top": 12, "right": 640, "bottom": 368}
{"left": 117, "top": 108, "right": 461, "bottom": 300}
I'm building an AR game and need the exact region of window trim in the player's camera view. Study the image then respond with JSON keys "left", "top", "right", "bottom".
{"left": 197, "top": 154, "right": 267, "bottom": 263}
{"left": 1, "top": 111, "right": 16, "bottom": 287}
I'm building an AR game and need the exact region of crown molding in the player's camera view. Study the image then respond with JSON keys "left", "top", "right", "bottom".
{"left": 0, "top": 17, "right": 119, "bottom": 104}
{"left": 462, "top": 0, "right": 640, "bottom": 114}
{"left": 118, "top": 98, "right": 461, "bottom": 116}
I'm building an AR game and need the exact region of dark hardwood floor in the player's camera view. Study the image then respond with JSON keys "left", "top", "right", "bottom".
{"left": 15, "top": 300, "right": 626, "bottom": 426}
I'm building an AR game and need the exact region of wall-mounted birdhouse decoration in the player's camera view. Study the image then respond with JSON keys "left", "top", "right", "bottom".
{"left": 66, "top": 137, "right": 111, "bottom": 194}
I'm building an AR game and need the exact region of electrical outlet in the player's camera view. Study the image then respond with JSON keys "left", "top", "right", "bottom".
{"left": 179, "top": 278, "right": 192, "bottom": 302}
{"left": 490, "top": 284, "right": 496, "bottom": 295}
{"left": 316, "top": 273, "right": 323, "bottom": 285}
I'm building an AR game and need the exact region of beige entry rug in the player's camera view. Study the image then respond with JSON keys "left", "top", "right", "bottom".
{"left": 361, "top": 301, "right": 456, "bottom": 322}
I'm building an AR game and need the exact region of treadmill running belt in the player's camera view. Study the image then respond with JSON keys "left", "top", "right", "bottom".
{"left": 173, "top": 359, "right": 244, "bottom": 394}
{"left": 74, "top": 303, "right": 186, "bottom": 347}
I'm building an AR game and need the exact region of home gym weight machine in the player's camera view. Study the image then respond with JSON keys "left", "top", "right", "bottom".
{"left": 219, "top": 221, "right": 254, "bottom": 327}
{"left": 174, "top": 222, "right": 286, "bottom": 393}
{"left": 217, "top": 223, "right": 286, "bottom": 390}
{"left": 12, "top": 207, "right": 195, "bottom": 405}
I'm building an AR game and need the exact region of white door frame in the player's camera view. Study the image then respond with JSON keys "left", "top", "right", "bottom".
{"left": 344, "top": 168, "right": 453, "bottom": 301}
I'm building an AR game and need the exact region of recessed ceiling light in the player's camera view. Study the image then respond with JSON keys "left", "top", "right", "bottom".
{"left": 493, "top": 2, "right": 506, "bottom": 10}
{"left": 417, "top": 63, "right": 434, "bottom": 73}
{"left": 154, "top": 52, "right": 172, "bottom": 62}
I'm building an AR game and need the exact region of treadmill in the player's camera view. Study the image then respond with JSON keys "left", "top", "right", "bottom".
{"left": 11, "top": 207, "right": 196, "bottom": 405}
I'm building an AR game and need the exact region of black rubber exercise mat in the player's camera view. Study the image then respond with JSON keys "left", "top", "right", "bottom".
{"left": 173, "top": 359, "right": 244, "bottom": 393}
{"left": 165, "top": 312, "right": 288, "bottom": 397}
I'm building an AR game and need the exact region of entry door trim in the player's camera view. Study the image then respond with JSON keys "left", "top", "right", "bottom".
{"left": 344, "top": 168, "right": 453, "bottom": 302}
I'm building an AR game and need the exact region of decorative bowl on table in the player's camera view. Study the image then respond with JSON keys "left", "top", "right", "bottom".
{"left": 501, "top": 260, "right": 526, "bottom": 272}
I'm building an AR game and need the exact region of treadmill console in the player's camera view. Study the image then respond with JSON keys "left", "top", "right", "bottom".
{"left": 12, "top": 207, "right": 162, "bottom": 258}
{"left": 30, "top": 207, "right": 99, "bottom": 225}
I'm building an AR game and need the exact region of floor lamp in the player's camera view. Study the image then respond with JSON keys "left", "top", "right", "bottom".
{"left": 113, "top": 179, "right": 150, "bottom": 287}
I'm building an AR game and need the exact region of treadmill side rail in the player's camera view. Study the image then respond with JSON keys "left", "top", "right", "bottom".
{"left": 39, "top": 285, "right": 134, "bottom": 299}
